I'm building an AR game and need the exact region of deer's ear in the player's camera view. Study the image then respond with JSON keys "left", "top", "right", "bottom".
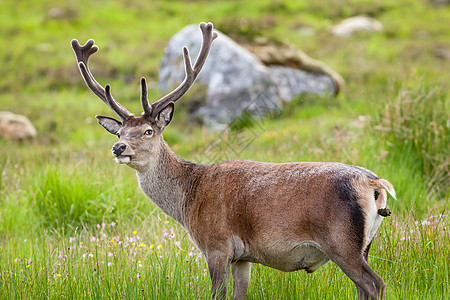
{"left": 155, "top": 102, "right": 174, "bottom": 131}
{"left": 95, "top": 115, "right": 122, "bottom": 135}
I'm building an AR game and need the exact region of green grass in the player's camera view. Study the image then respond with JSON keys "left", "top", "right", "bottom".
{"left": 31, "top": 166, "right": 152, "bottom": 229}
{"left": 1, "top": 210, "right": 448, "bottom": 299}
{"left": 0, "top": 0, "right": 449, "bottom": 298}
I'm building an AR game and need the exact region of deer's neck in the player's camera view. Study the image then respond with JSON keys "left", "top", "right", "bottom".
{"left": 136, "top": 140, "right": 202, "bottom": 227}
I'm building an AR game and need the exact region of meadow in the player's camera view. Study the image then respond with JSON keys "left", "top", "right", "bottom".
{"left": 0, "top": 0, "right": 449, "bottom": 299}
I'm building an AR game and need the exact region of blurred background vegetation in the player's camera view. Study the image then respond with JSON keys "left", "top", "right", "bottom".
{"left": 0, "top": 0, "right": 449, "bottom": 233}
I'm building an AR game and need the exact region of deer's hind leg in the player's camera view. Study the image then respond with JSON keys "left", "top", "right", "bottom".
{"left": 352, "top": 240, "right": 383, "bottom": 299}
{"left": 325, "top": 246, "right": 385, "bottom": 300}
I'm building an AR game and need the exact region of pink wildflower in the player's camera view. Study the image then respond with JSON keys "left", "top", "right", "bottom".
{"left": 195, "top": 252, "right": 203, "bottom": 262}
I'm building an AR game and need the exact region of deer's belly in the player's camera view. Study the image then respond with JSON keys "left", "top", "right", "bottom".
{"left": 250, "top": 242, "right": 329, "bottom": 273}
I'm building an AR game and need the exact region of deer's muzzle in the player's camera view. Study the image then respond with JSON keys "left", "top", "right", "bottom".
{"left": 112, "top": 143, "right": 127, "bottom": 156}
{"left": 111, "top": 141, "right": 135, "bottom": 164}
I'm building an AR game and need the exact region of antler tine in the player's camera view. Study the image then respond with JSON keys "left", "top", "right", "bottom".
{"left": 104, "top": 84, "right": 133, "bottom": 121}
{"left": 140, "top": 77, "right": 152, "bottom": 116}
{"left": 71, "top": 39, "right": 133, "bottom": 121}
{"left": 148, "top": 22, "right": 218, "bottom": 119}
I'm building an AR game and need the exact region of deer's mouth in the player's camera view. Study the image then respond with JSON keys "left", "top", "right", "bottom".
{"left": 114, "top": 155, "right": 132, "bottom": 164}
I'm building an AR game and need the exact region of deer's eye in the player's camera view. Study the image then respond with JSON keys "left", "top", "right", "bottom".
{"left": 144, "top": 129, "right": 153, "bottom": 136}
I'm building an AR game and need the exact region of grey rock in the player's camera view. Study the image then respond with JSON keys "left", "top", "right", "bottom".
{"left": 268, "top": 66, "right": 336, "bottom": 103}
{"left": 159, "top": 25, "right": 336, "bottom": 126}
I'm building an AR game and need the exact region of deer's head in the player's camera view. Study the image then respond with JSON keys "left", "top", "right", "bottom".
{"left": 72, "top": 23, "right": 217, "bottom": 170}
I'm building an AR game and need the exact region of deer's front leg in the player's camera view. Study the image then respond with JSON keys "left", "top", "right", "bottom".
{"left": 206, "top": 251, "right": 231, "bottom": 300}
{"left": 231, "top": 261, "right": 251, "bottom": 300}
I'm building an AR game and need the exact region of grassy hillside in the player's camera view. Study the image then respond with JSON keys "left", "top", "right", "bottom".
{"left": 0, "top": 0, "right": 449, "bottom": 299}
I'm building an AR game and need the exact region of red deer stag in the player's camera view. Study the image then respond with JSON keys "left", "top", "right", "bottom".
{"left": 72, "top": 22, "right": 396, "bottom": 300}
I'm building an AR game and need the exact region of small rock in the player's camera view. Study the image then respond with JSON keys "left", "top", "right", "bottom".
{"left": 332, "top": 15, "right": 383, "bottom": 37}
{"left": 46, "top": 7, "right": 78, "bottom": 20}
{"left": 434, "top": 47, "right": 450, "bottom": 60}
{"left": 0, "top": 112, "right": 37, "bottom": 141}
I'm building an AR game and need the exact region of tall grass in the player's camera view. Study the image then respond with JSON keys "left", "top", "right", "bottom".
{"left": 26, "top": 165, "right": 154, "bottom": 232}
{"left": 33, "top": 168, "right": 105, "bottom": 228}
{"left": 1, "top": 207, "right": 448, "bottom": 299}
{"left": 372, "top": 83, "right": 449, "bottom": 200}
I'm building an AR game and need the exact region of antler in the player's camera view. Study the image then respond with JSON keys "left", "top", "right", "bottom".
{"left": 140, "top": 77, "right": 152, "bottom": 116}
{"left": 73, "top": 22, "right": 217, "bottom": 122}
{"left": 71, "top": 39, "right": 134, "bottom": 121}
{"left": 143, "top": 22, "right": 218, "bottom": 120}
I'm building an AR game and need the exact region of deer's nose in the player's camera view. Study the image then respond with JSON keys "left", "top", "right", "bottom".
{"left": 112, "top": 143, "right": 126, "bottom": 156}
